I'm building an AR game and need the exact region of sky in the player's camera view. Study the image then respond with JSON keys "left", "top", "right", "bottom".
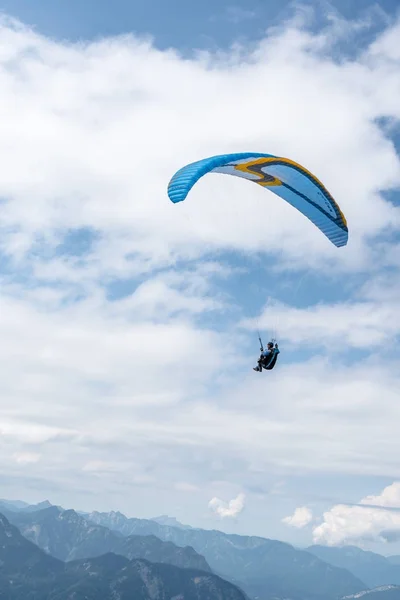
{"left": 0, "top": 0, "right": 399, "bottom": 556}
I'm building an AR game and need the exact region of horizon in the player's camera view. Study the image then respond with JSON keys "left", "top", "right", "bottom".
{"left": 1, "top": 494, "right": 400, "bottom": 558}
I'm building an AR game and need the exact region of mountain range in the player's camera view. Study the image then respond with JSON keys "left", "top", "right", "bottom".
{"left": 0, "top": 504, "right": 210, "bottom": 571}
{"left": 308, "top": 545, "right": 400, "bottom": 589}
{"left": 86, "top": 508, "right": 366, "bottom": 600}
{"left": 0, "top": 513, "right": 245, "bottom": 600}
{"left": 2, "top": 497, "right": 400, "bottom": 599}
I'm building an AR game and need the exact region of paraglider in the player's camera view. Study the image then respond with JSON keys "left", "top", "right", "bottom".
{"left": 253, "top": 339, "right": 280, "bottom": 372}
{"left": 167, "top": 152, "right": 348, "bottom": 247}
{"left": 167, "top": 152, "right": 348, "bottom": 371}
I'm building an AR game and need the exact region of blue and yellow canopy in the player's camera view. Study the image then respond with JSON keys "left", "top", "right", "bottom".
{"left": 168, "top": 152, "right": 348, "bottom": 247}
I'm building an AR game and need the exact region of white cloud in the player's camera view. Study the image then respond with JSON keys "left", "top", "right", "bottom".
{"left": 246, "top": 291, "right": 400, "bottom": 350}
{"left": 283, "top": 506, "right": 313, "bottom": 528}
{"left": 369, "top": 20, "right": 400, "bottom": 61}
{"left": 312, "top": 483, "right": 400, "bottom": 546}
{"left": 361, "top": 482, "right": 400, "bottom": 508}
{"left": 208, "top": 493, "right": 246, "bottom": 518}
{"left": 0, "top": 12, "right": 398, "bottom": 274}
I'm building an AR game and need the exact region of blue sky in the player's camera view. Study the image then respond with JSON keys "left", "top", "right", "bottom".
{"left": 0, "top": 0, "right": 399, "bottom": 555}
{"left": 1, "top": 0, "right": 398, "bottom": 50}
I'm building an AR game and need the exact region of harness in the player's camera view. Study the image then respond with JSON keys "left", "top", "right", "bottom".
{"left": 257, "top": 332, "right": 280, "bottom": 371}
{"left": 262, "top": 347, "right": 280, "bottom": 370}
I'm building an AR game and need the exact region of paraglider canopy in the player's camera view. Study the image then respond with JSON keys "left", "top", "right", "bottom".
{"left": 167, "top": 152, "right": 348, "bottom": 247}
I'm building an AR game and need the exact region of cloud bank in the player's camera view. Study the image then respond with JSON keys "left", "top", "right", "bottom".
{"left": 312, "top": 483, "right": 400, "bottom": 546}
{"left": 0, "top": 6, "right": 398, "bottom": 534}
{"left": 283, "top": 483, "right": 400, "bottom": 547}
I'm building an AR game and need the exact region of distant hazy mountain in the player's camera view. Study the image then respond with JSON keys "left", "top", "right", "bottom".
{"left": 4, "top": 505, "right": 211, "bottom": 572}
{"left": 342, "top": 585, "right": 400, "bottom": 599}
{"left": 87, "top": 510, "right": 367, "bottom": 600}
{"left": 0, "top": 513, "right": 244, "bottom": 600}
{"left": 20, "top": 499, "right": 54, "bottom": 513}
{"left": 0, "top": 498, "right": 55, "bottom": 513}
{"left": 388, "top": 557, "right": 400, "bottom": 566}
{"left": 0, "top": 498, "right": 29, "bottom": 510}
{"left": 152, "top": 514, "right": 193, "bottom": 529}
{"left": 308, "top": 545, "right": 400, "bottom": 588}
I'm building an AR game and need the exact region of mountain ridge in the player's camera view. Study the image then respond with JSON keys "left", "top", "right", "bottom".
{"left": 308, "top": 544, "right": 400, "bottom": 588}
{"left": 2, "top": 505, "right": 211, "bottom": 572}
{"left": 0, "top": 513, "right": 245, "bottom": 600}
{"left": 8, "top": 498, "right": 400, "bottom": 600}
{"left": 86, "top": 508, "right": 368, "bottom": 600}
